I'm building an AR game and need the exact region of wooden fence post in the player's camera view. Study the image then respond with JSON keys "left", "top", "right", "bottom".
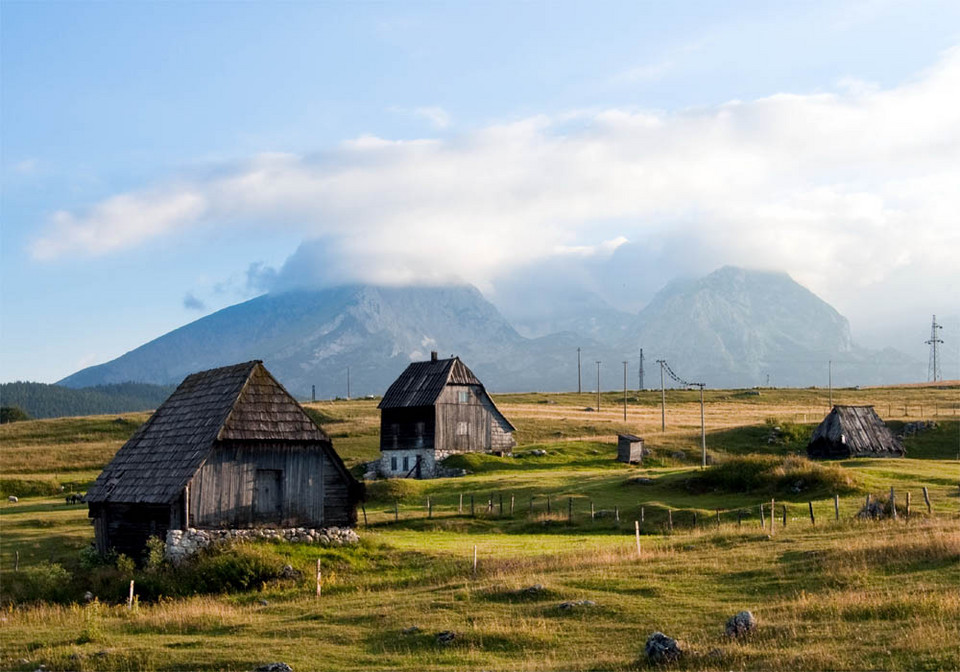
{"left": 591, "top": 501, "right": 595, "bottom": 521}
{"left": 615, "top": 507, "right": 620, "bottom": 523}
{"left": 316, "top": 559, "right": 322, "bottom": 598}
{"left": 640, "top": 506, "right": 645, "bottom": 525}
{"left": 889, "top": 487, "right": 897, "bottom": 520}
{"left": 760, "top": 503, "right": 766, "bottom": 529}
{"left": 487, "top": 496, "right": 493, "bottom": 514}
{"left": 547, "top": 496, "right": 552, "bottom": 515}
{"left": 906, "top": 491, "right": 911, "bottom": 519}
{"left": 459, "top": 493, "right": 463, "bottom": 514}
{"left": 770, "top": 498, "right": 775, "bottom": 536}
{"left": 635, "top": 520, "right": 642, "bottom": 558}
{"left": 499, "top": 493, "right": 503, "bottom": 517}
{"left": 782, "top": 505, "right": 787, "bottom": 528}
{"left": 395, "top": 500, "right": 399, "bottom": 522}
{"left": 14, "top": 550, "right": 18, "bottom": 572}
{"left": 361, "top": 503, "right": 368, "bottom": 526}
{"left": 716, "top": 508, "right": 721, "bottom": 529}
{"left": 693, "top": 511, "right": 698, "bottom": 529}
{"left": 471, "top": 494, "right": 475, "bottom": 517}
{"left": 668, "top": 509, "right": 673, "bottom": 531}
{"left": 808, "top": 501, "right": 815, "bottom": 525}
{"left": 568, "top": 497, "right": 572, "bottom": 523}
{"left": 510, "top": 495, "right": 515, "bottom": 516}
{"left": 922, "top": 486, "right": 931, "bottom": 514}
{"left": 128, "top": 580, "right": 135, "bottom": 609}
{"left": 473, "top": 545, "right": 477, "bottom": 577}
{"left": 737, "top": 510, "right": 743, "bottom": 528}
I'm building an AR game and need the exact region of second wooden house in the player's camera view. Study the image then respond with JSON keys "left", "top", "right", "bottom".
{"left": 377, "top": 352, "right": 515, "bottom": 478}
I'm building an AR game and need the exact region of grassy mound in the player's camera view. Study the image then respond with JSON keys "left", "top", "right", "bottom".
{"left": 365, "top": 478, "right": 425, "bottom": 503}
{"left": 685, "top": 455, "right": 858, "bottom": 497}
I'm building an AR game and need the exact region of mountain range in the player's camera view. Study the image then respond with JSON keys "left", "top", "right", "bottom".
{"left": 59, "top": 267, "right": 920, "bottom": 397}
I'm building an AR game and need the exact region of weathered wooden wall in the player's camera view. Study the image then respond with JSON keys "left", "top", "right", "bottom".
{"left": 379, "top": 407, "right": 436, "bottom": 452}
{"left": 188, "top": 441, "right": 355, "bottom": 528}
{"left": 435, "top": 385, "right": 515, "bottom": 454}
{"left": 90, "top": 503, "right": 172, "bottom": 559}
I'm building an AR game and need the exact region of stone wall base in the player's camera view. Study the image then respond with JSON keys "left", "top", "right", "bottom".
{"left": 165, "top": 527, "right": 359, "bottom": 563}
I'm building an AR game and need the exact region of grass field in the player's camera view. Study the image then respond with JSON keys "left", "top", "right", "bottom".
{"left": 1, "top": 387, "right": 958, "bottom": 671}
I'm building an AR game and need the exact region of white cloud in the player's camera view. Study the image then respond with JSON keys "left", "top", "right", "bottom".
{"left": 31, "top": 46, "right": 960, "bottom": 315}
{"left": 413, "top": 106, "right": 452, "bottom": 129}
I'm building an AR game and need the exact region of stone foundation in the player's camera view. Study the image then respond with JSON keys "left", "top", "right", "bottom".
{"left": 165, "top": 526, "right": 359, "bottom": 563}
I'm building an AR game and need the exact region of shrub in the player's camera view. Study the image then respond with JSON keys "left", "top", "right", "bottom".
{"left": 183, "top": 544, "right": 285, "bottom": 593}
{"left": 144, "top": 535, "right": 166, "bottom": 570}
{"left": 0, "top": 405, "right": 31, "bottom": 423}
{"left": 686, "top": 455, "right": 858, "bottom": 496}
{"left": 7, "top": 561, "right": 72, "bottom": 603}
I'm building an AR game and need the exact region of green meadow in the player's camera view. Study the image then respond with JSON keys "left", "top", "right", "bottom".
{"left": 1, "top": 387, "right": 958, "bottom": 671}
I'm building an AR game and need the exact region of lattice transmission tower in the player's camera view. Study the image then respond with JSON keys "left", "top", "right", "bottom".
{"left": 926, "top": 315, "right": 944, "bottom": 382}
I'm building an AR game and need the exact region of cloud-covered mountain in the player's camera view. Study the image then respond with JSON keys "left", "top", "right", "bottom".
{"left": 59, "top": 268, "right": 921, "bottom": 396}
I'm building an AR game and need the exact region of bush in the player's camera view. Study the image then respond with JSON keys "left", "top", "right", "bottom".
{"left": 7, "top": 562, "right": 72, "bottom": 603}
{"left": 686, "top": 455, "right": 858, "bottom": 496}
{"left": 365, "top": 478, "right": 424, "bottom": 503}
{"left": 0, "top": 405, "right": 31, "bottom": 423}
{"left": 184, "top": 544, "right": 285, "bottom": 593}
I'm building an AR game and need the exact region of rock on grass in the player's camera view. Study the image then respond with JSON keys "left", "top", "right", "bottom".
{"left": 645, "top": 632, "right": 682, "bottom": 664}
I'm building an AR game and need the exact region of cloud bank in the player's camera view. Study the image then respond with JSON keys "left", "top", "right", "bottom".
{"left": 33, "top": 47, "right": 960, "bottom": 309}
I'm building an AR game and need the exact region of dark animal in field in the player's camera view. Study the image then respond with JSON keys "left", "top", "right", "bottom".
{"left": 66, "top": 493, "right": 85, "bottom": 504}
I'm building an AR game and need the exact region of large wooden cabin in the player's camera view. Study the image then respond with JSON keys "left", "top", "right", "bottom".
{"left": 377, "top": 352, "right": 515, "bottom": 478}
{"left": 86, "top": 361, "right": 361, "bottom": 558}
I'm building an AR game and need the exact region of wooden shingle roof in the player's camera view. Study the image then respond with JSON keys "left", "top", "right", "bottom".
{"left": 87, "top": 360, "right": 334, "bottom": 505}
{"left": 378, "top": 356, "right": 481, "bottom": 409}
{"left": 807, "top": 405, "right": 904, "bottom": 457}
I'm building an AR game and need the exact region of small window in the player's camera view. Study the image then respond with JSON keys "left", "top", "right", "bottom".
{"left": 391, "top": 456, "right": 397, "bottom": 471}
{"left": 457, "top": 421, "right": 468, "bottom": 436}
{"left": 403, "top": 456, "right": 410, "bottom": 471}
{"left": 458, "top": 390, "right": 469, "bottom": 404}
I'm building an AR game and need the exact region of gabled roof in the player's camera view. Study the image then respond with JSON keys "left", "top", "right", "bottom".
{"left": 87, "top": 361, "right": 341, "bottom": 505}
{"left": 808, "top": 405, "right": 904, "bottom": 457}
{"left": 378, "top": 356, "right": 481, "bottom": 409}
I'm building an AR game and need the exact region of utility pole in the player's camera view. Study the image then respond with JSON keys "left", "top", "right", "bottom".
{"left": 311, "top": 384, "right": 316, "bottom": 402}
{"left": 926, "top": 315, "right": 944, "bottom": 382}
{"left": 577, "top": 347, "right": 582, "bottom": 394}
{"left": 346, "top": 366, "right": 351, "bottom": 400}
{"left": 623, "top": 361, "right": 628, "bottom": 421}
{"left": 828, "top": 360, "right": 832, "bottom": 408}
{"left": 639, "top": 348, "right": 644, "bottom": 391}
{"left": 699, "top": 384, "right": 706, "bottom": 469}
{"left": 596, "top": 361, "right": 602, "bottom": 411}
{"left": 657, "top": 360, "right": 666, "bottom": 432}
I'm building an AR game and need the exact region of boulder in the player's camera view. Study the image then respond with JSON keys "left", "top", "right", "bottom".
{"left": 558, "top": 599, "right": 596, "bottom": 610}
{"left": 254, "top": 664, "right": 293, "bottom": 672}
{"left": 645, "top": 632, "right": 682, "bottom": 664}
{"left": 522, "top": 584, "right": 544, "bottom": 595}
{"left": 435, "top": 630, "right": 456, "bottom": 646}
{"left": 725, "top": 610, "right": 757, "bottom": 638}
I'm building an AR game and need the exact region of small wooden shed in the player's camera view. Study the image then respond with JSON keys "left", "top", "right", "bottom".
{"left": 617, "top": 434, "right": 644, "bottom": 464}
{"left": 807, "top": 405, "right": 905, "bottom": 460}
{"left": 86, "top": 361, "right": 361, "bottom": 558}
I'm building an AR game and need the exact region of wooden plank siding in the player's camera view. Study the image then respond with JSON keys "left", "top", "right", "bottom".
{"left": 187, "top": 441, "right": 354, "bottom": 528}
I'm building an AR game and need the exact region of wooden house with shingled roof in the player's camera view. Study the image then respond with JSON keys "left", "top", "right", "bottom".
{"left": 376, "top": 352, "right": 515, "bottom": 478}
{"left": 87, "top": 361, "right": 361, "bottom": 557}
{"left": 807, "top": 405, "right": 905, "bottom": 460}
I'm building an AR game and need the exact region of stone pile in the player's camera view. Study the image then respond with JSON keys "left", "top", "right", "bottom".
{"left": 725, "top": 610, "right": 757, "bottom": 638}
{"left": 165, "top": 526, "right": 359, "bottom": 562}
{"left": 645, "top": 632, "right": 682, "bottom": 664}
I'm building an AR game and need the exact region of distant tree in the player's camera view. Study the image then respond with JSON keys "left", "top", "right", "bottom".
{"left": 0, "top": 405, "right": 32, "bottom": 424}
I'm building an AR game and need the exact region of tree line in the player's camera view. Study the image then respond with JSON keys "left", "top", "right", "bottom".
{"left": 0, "top": 381, "right": 175, "bottom": 421}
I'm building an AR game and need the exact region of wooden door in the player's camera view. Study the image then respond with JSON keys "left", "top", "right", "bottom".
{"left": 254, "top": 469, "right": 282, "bottom": 524}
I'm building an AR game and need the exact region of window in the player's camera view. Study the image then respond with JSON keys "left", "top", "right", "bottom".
{"left": 415, "top": 421, "right": 425, "bottom": 447}
{"left": 403, "top": 456, "right": 410, "bottom": 471}
{"left": 458, "top": 390, "right": 469, "bottom": 404}
{"left": 457, "top": 421, "right": 468, "bottom": 436}
{"left": 391, "top": 456, "right": 397, "bottom": 471}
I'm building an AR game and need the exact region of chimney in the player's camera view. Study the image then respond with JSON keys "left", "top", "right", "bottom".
{"left": 431, "top": 351, "right": 438, "bottom": 361}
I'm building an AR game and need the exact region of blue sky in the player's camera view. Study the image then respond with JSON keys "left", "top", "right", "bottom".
{"left": 2, "top": 0, "right": 959, "bottom": 383}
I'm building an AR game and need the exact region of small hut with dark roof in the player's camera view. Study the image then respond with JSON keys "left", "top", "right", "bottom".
{"left": 807, "top": 405, "right": 905, "bottom": 460}
{"left": 377, "top": 351, "right": 515, "bottom": 478}
{"left": 87, "top": 361, "right": 361, "bottom": 557}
